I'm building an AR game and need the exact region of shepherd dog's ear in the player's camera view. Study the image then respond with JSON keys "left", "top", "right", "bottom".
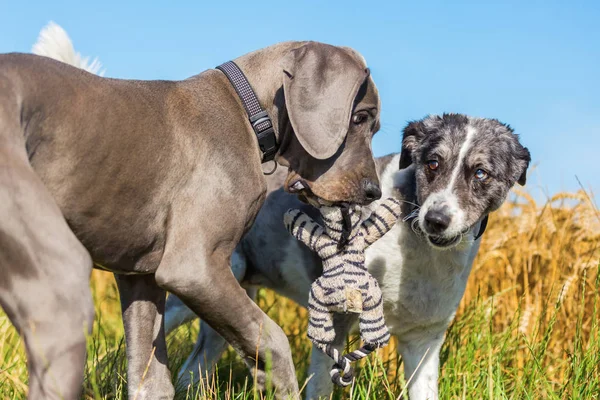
{"left": 514, "top": 144, "right": 531, "bottom": 186}
{"left": 399, "top": 120, "right": 426, "bottom": 169}
{"left": 493, "top": 120, "right": 531, "bottom": 186}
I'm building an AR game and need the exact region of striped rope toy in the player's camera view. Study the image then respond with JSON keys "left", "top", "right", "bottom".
{"left": 283, "top": 198, "right": 402, "bottom": 386}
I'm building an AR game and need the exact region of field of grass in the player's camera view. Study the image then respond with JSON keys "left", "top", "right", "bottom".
{"left": 1, "top": 188, "right": 599, "bottom": 399}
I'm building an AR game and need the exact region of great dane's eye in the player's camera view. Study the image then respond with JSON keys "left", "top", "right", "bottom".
{"left": 474, "top": 169, "right": 489, "bottom": 181}
{"left": 352, "top": 112, "right": 368, "bottom": 125}
{"left": 426, "top": 160, "right": 439, "bottom": 171}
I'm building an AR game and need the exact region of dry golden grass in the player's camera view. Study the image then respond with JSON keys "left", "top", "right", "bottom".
{"left": 464, "top": 189, "right": 600, "bottom": 382}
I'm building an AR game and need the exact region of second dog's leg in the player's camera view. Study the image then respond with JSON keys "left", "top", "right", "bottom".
{"left": 398, "top": 333, "right": 445, "bottom": 400}
{"left": 305, "top": 314, "right": 356, "bottom": 400}
{"left": 177, "top": 319, "right": 228, "bottom": 387}
{"left": 164, "top": 294, "right": 198, "bottom": 335}
{"left": 116, "top": 274, "right": 174, "bottom": 400}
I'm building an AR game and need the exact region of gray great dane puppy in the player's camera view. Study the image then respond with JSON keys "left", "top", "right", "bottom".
{"left": 0, "top": 39, "right": 382, "bottom": 399}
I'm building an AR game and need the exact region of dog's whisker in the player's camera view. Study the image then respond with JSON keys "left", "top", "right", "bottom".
{"left": 403, "top": 209, "right": 420, "bottom": 223}
{"left": 397, "top": 199, "right": 421, "bottom": 209}
{"left": 410, "top": 218, "right": 424, "bottom": 238}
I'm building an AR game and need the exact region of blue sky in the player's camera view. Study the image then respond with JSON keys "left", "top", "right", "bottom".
{"left": 1, "top": 0, "right": 598, "bottom": 199}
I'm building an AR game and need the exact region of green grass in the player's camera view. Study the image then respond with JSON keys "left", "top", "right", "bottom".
{"left": 2, "top": 189, "right": 600, "bottom": 399}
{"left": 1, "top": 265, "right": 599, "bottom": 399}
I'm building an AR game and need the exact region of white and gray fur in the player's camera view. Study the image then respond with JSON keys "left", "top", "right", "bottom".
{"left": 401, "top": 114, "right": 530, "bottom": 249}
{"left": 165, "top": 114, "right": 530, "bottom": 399}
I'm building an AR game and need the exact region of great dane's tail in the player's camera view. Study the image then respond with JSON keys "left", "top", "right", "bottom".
{"left": 32, "top": 21, "right": 104, "bottom": 76}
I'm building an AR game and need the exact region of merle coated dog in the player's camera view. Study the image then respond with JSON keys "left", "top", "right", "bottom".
{"left": 165, "top": 114, "right": 530, "bottom": 399}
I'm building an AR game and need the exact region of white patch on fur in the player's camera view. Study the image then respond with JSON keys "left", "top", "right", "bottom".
{"left": 448, "top": 125, "right": 477, "bottom": 188}
{"left": 380, "top": 154, "right": 401, "bottom": 199}
{"left": 365, "top": 154, "right": 402, "bottom": 217}
{"left": 392, "top": 164, "right": 415, "bottom": 191}
{"left": 32, "top": 21, "right": 105, "bottom": 76}
{"left": 419, "top": 125, "right": 478, "bottom": 238}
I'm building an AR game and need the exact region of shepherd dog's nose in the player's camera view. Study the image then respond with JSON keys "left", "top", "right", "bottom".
{"left": 424, "top": 210, "right": 451, "bottom": 234}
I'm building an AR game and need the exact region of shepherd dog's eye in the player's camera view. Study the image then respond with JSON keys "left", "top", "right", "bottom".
{"left": 426, "top": 160, "right": 439, "bottom": 171}
{"left": 352, "top": 112, "right": 368, "bottom": 125}
{"left": 474, "top": 169, "right": 489, "bottom": 181}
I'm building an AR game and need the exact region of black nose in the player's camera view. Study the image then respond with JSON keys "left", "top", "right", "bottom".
{"left": 362, "top": 179, "right": 382, "bottom": 202}
{"left": 424, "top": 210, "right": 451, "bottom": 234}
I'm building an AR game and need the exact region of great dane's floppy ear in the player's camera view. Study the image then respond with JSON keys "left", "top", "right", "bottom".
{"left": 281, "top": 42, "right": 369, "bottom": 160}
{"left": 399, "top": 120, "right": 426, "bottom": 170}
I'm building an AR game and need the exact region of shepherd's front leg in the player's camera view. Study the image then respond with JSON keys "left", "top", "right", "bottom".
{"left": 398, "top": 332, "right": 445, "bottom": 400}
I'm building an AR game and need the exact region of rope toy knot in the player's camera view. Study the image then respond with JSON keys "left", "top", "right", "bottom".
{"left": 330, "top": 359, "right": 354, "bottom": 387}
{"left": 322, "top": 343, "right": 378, "bottom": 387}
{"left": 324, "top": 345, "right": 354, "bottom": 387}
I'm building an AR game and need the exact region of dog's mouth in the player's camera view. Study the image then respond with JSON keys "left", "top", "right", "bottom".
{"left": 408, "top": 214, "right": 463, "bottom": 250}
{"left": 426, "top": 234, "right": 462, "bottom": 249}
{"left": 288, "top": 179, "right": 337, "bottom": 207}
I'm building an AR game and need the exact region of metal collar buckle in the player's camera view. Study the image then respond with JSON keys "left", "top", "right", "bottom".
{"left": 250, "top": 111, "right": 277, "bottom": 163}
{"left": 216, "top": 61, "right": 279, "bottom": 166}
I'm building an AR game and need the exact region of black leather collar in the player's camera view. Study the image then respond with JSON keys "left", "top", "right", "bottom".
{"left": 216, "top": 61, "right": 278, "bottom": 163}
{"left": 474, "top": 215, "right": 488, "bottom": 241}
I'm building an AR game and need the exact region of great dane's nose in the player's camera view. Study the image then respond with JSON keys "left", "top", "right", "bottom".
{"left": 424, "top": 210, "right": 451, "bottom": 234}
{"left": 362, "top": 179, "right": 382, "bottom": 202}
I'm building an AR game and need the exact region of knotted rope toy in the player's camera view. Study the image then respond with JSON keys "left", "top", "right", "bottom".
{"left": 284, "top": 198, "right": 402, "bottom": 386}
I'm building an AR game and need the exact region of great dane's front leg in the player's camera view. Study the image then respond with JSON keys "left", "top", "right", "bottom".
{"left": 154, "top": 164, "right": 298, "bottom": 399}
{"left": 165, "top": 248, "right": 257, "bottom": 389}
{"left": 115, "top": 274, "right": 174, "bottom": 400}
{"left": 164, "top": 247, "right": 250, "bottom": 337}
{"left": 174, "top": 287, "right": 258, "bottom": 390}
{"left": 157, "top": 252, "right": 298, "bottom": 399}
